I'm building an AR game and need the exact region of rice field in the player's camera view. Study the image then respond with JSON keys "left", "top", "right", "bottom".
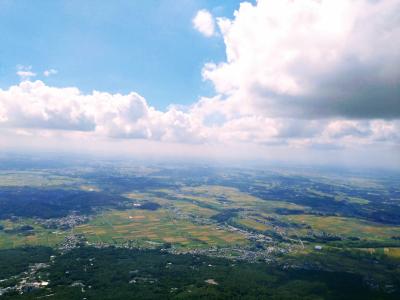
{"left": 0, "top": 171, "right": 80, "bottom": 187}
{"left": 155, "top": 185, "right": 307, "bottom": 213}
{"left": 74, "top": 209, "right": 248, "bottom": 249}
{"left": 234, "top": 218, "right": 272, "bottom": 232}
{"left": 0, "top": 219, "right": 67, "bottom": 249}
{"left": 283, "top": 214, "right": 400, "bottom": 240}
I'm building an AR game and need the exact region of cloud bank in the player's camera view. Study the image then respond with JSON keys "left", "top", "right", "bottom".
{"left": 1, "top": 0, "right": 399, "bottom": 166}
{"left": 1, "top": 80, "right": 398, "bottom": 148}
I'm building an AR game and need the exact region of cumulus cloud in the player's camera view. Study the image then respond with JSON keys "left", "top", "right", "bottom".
{"left": 0, "top": 80, "right": 398, "bottom": 150}
{"left": 193, "top": 9, "right": 216, "bottom": 37}
{"left": 0, "top": 81, "right": 206, "bottom": 143}
{"left": 0, "top": 81, "right": 95, "bottom": 131}
{"left": 1, "top": 0, "right": 400, "bottom": 165}
{"left": 203, "top": 0, "right": 400, "bottom": 119}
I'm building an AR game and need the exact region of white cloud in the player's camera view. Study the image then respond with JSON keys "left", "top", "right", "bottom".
{"left": 16, "top": 65, "right": 36, "bottom": 81}
{"left": 193, "top": 9, "right": 215, "bottom": 37}
{"left": 2, "top": 0, "right": 400, "bottom": 166}
{"left": 0, "top": 80, "right": 398, "bottom": 150}
{"left": 0, "top": 81, "right": 204, "bottom": 143}
{"left": 0, "top": 81, "right": 94, "bottom": 131}
{"left": 203, "top": 0, "right": 400, "bottom": 118}
{"left": 43, "top": 69, "right": 58, "bottom": 77}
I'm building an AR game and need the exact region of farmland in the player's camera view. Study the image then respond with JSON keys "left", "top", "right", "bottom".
{"left": 74, "top": 209, "right": 247, "bottom": 249}
{"left": 0, "top": 156, "right": 399, "bottom": 298}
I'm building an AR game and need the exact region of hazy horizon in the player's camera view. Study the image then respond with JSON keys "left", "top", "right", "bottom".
{"left": 1, "top": 0, "right": 399, "bottom": 168}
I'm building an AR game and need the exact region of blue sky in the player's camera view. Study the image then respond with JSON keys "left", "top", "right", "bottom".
{"left": 0, "top": 0, "right": 245, "bottom": 109}
{"left": 0, "top": 0, "right": 398, "bottom": 167}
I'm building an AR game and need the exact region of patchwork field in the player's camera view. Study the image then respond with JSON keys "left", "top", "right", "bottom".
{"left": 0, "top": 219, "right": 66, "bottom": 248}
{"left": 0, "top": 161, "right": 400, "bottom": 298}
{"left": 234, "top": 217, "right": 273, "bottom": 232}
{"left": 74, "top": 209, "right": 248, "bottom": 249}
{"left": 0, "top": 171, "right": 80, "bottom": 187}
{"left": 155, "top": 185, "right": 308, "bottom": 213}
{"left": 283, "top": 214, "right": 400, "bottom": 241}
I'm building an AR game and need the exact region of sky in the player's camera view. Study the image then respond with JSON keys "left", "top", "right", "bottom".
{"left": 0, "top": 0, "right": 399, "bottom": 168}
{"left": 0, "top": 0, "right": 244, "bottom": 108}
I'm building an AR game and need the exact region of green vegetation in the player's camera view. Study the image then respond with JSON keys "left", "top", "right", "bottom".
{"left": 0, "top": 247, "right": 54, "bottom": 280}
{"left": 74, "top": 209, "right": 247, "bottom": 249}
{"left": 283, "top": 214, "right": 400, "bottom": 240}
{"left": 0, "top": 171, "right": 80, "bottom": 187}
{"left": 0, "top": 160, "right": 400, "bottom": 298}
{"left": 0, "top": 219, "right": 67, "bottom": 249}
{"left": 2, "top": 246, "right": 397, "bottom": 300}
